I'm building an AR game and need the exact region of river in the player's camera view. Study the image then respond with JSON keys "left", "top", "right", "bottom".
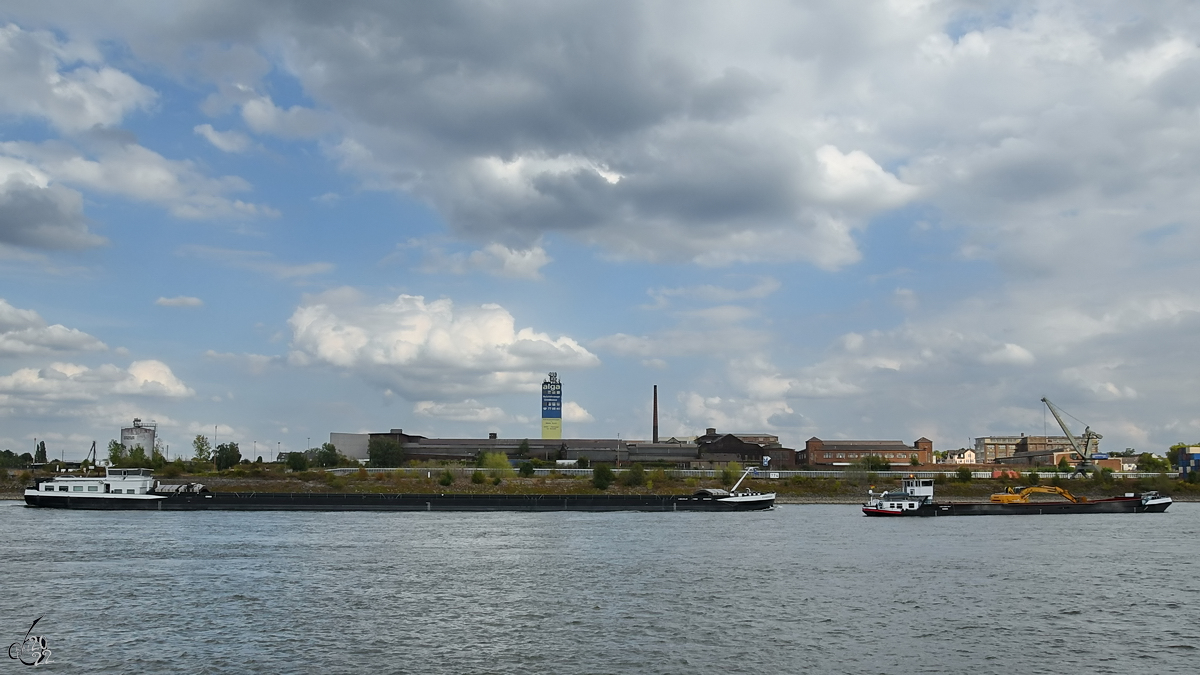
{"left": 3, "top": 500, "right": 1197, "bottom": 674}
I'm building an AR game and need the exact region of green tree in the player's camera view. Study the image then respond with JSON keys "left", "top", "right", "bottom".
{"left": 126, "top": 445, "right": 149, "bottom": 468}
{"left": 213, "top": 442, "right": 241, "bottom": 471}
{"left": 314, "top": 442, "right": 342, "bottom": 468}
{"left": 1057, "top": 456, "right": 1071, "bottom": 472}
{"left": 192, "top": 435, "right": 212, "bottom": 462}
{"left": 438, "top": 469, "right": 454, "bottom": 486}
{"left": 108, "top": 439, "right": 127, "bottom": 466}
{"left": 575, "top": 456, "right": 590, "bottom": 468}
{"left": 852, "top": 455, "right": 890, "bottom": 472}
{"left": 956, "top": 466, "right": 973, "bottom": 482}
{"left": 34, "top": 441, "right": 47, "bottom": 464}
{"left": 592, "top": 464, "right": 614, "bottom": 490}
{"left": 286, "top": 452, "right": 309, "bottom": 472}
{"left": 1137, "top": 453, "right": 1171, "bottom": 472}
{"left": 910, "top": 455, "right": 921, "bottom": 466}
{"left": 720, "top": 461, "right": 745, "bottom": 486}
{"left": 518, "top": 461, "right": 535, "bottom": 477}
{"left": 478, "top": 451, "right": 514, "bottom": 477}
{"left": 518, "top": 439, "right": 531, "bottom": 457}
{"left": 1167, "top": 443, "right": 1196, "bottom": 468}
{"left": 621, "top": 463, "right": 646, "bottom": 487}
{"left": 471, "top": 470, "right": 486, "bottom": 484}
{"left": 367, "top": 438, "right": 405, "bottom": 468}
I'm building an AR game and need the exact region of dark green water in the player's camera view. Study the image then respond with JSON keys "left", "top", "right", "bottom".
{"left": 3, "top": 501, "right": 1196, "bottom": 674}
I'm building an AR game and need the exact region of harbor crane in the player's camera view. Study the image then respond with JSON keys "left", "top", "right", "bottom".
{"left": 1041, "top": 397, "right": 1101, "bottom": 476}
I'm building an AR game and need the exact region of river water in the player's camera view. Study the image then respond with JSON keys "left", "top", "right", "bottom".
{"left": 3, "top": 500, "right": 1197, "bottom": 674}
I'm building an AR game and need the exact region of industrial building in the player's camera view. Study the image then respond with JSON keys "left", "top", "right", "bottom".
{"left": 326, "top": 427, "right": 795, "bottom": 468}
{"left": 121, "top": 419, "right": 157, "bottom": 453}
{"left": 799, "top": 437, "right": 934, "bottom": 467}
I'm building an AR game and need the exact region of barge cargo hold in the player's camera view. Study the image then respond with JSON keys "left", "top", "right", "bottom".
{"left": 24, "top": 468, "right": 775, "bottom": 512}
{"left": 862, "top": 477, "right": 1171, "bottom": 517}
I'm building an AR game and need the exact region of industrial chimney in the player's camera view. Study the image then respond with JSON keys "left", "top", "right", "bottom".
{"left": 653, "top": 385, "right": 659, "bottom": 444}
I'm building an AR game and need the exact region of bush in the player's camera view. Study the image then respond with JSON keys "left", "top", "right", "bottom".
{"left": 575, "top": 457, "right": 590, "bottom": 468}
{"left": 720, "top": 462, "right": 745, "bottom": 486}
{"left": 1027, "top": 471, "right": 1040, "bottom": 485}
{"left": 286, "top": 452, "right": 309, "bottom": 472}
{"left": 478, "top": 452, "right": 515, "bottom": 477}
{"left": 518, "top": 461, "right": 535, "bottom": 477}
{"left": 955, "top": 467, "right": 972, "bottom": 482}
{"left": 592, "top": 464, "right": 615, "bottom": 490}
{"left": 368, "top": 438, "right": 405, "bottom": 468}
{"left": 491, "top": 476, "right": 502, "bottom": 486}
{"left": 621, "top": 463, "right": 646, "bottom": 487}
{"left": 438, "top": 469, "right": 454, "bottom": 486}
{"left": 852, "top": 455, "right": 890, "bottom": 472}
{"left": 161, "top": 462, "right": 183, "bottom": 479}
{"left": 471, "top": 470, "right": 485, "bottom": 484}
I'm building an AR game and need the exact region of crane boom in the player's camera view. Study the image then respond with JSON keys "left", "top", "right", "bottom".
{"left": 1040, "top": 397, "right": 1102, "bottom": 474}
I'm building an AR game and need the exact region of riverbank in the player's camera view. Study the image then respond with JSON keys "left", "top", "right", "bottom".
{"left": 4, "top": 470, "right": 1197, "bottom": 503}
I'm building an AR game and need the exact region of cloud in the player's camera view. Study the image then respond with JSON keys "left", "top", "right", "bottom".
{"left": 0, "top": 170, "right": 105, "bottom": 249}
{"left": 2, "top": 139, "right": 278, "bottom": 220}
{"left": 156, "top": 296, "right": 203, "bottom": 307}
{"left": 0, "top": 24, "right": 156, "bottom": 133}
{"left": 241, "top": 95, "right": 329, "bottom": 138}
{"left": 417, "top": 243, "right": 552, "bottom": 280}
{"left": 193, "top": 124, "right": 251, "bottom": 153}
{"left": 563, "top": 401, "right": 594, "bottom": 423}
{"left": 178, "top": 245, "right": 333, "bottom": 280}
{"left": 203, "top": 350, "right": 282, "bottom": 375}
{"left": 287, "top": 287, "right": 600, "bottom": 399}
{"left": 0, "top": 298, "right": 107, "bottom": 356}
{"left": 0, "top": 360, "right": 192, "bottom": 406}
{"left": 413, "top": 400, "right": 507, "bottom": 422}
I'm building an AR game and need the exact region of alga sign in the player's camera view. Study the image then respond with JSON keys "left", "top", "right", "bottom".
{"left": 542, "top": 372, "right": 562, "bottom": 440}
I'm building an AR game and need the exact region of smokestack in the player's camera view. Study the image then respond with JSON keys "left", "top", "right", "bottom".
{"left": 653, "top": 385, "right": 659, "bottom": 444}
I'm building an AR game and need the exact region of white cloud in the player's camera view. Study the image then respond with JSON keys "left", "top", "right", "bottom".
{"left": 0, "top": 298, "right": 107, "bottom": 356}
{"left": 287, "top": 288, "right": 600, "bottom": 398}
{"left": 193, "top": 124, "right": 251, "bottom": 153}
{"left": 0, "top": 360, "right": 192, "bottom": 406}
{"left": 413, "top": 400, "right": 507, "bottom": 422}
{"left": 2, "top": 140, "right": 278, "bottom": 220}
{"left": 0, "top": 24, "right": 156, "bottom": 133}
{"left": 563, "top": 401, "right": 594, "bottom": 423}
{"left": 156, "top": 296, "right": 203, "bottom": 307}
{"left": 241, "top": 96, "right": 328, "bottom": 138}
{"left": 418, "top": 243, "right": 552, "bottom": 280}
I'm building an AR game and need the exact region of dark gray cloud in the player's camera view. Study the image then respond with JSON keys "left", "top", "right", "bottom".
{"left": 0, "top": 176, "right": 105, "bottom": 249}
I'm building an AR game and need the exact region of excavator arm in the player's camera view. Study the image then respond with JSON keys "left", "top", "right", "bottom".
{"left": 990, "top": 485, "right": 1087, "bottom": 504}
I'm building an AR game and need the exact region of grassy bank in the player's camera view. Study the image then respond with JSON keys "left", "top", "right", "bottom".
{"left": 4, "top": 466, "right": 1198, "bottom": 503}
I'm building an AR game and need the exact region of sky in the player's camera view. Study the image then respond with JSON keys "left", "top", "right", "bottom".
{"left": 3, "top": 0, "right": 1200, "bottom": 461}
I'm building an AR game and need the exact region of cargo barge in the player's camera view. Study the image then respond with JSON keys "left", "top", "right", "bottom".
{"left": 24, "top": 468, "right": 775, "bottom": 512}
{"left": 862, "top": 476, "right": 1171, "bottom": 516}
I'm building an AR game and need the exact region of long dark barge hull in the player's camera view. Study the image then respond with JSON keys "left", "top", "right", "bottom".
{"left": 24, "top": 491, "right": 775, "bottom": 512}
{"left": 864, "top": 497, "right": 1170, "bottom": 517}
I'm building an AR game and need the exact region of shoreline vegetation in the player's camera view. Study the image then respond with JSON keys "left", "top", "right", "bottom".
{"left": 3, "top": 464, "right": 1197, "bottom": 503}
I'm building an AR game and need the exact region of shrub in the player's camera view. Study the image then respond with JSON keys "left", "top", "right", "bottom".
{"left": 491, "top": 476, "right": 502, "bottom": 486}
{"left": 955, "top": 467, "right": 972, "bottom": 482}
{"left": 0, "top": 467, "right": 8, "bottom": 481}
{"left": 934, "top": 473, "right": 947, "bottom": 485}
{"left": 1027, "top": 471, "right": 1041, "bottom": 485}
{"left": 367, "top": 438, "right": 405, "bottom": 467}
{"left": 649, "top": 468, "right": 669, "bottom": 485}
{"left": 161, "top": 462, "right": 183, "bottom": 479}
{"left": 720, "top": 462, "right": 744, "bottom": 486}
{"left": 479, "top": 452, "right": 514, "bottom": 477}
{"left": 621, "top": 463, "right": 646, "bottom": 487}
{"left": 19, "top": 471, "right": 32, "bottom": 484}
{"left": 286, "top": 452, "right": 309, "bottom": 472}
{"left": 438, "top": 469, "right": 454, "bottom": 486}
{"left": 357, "top": 467, "right": 368, "bottom": 480}
{"left": 575, "top": 457, "right": 590, "bottom": 468}
{"left": 518, "top": 461, "right": 535, "bottom": 477}
{"left": 471, "top": 470, "right": 486, "bottom": 484}
{"left": 592, "top": 464, "right": 615, "bottom": 490}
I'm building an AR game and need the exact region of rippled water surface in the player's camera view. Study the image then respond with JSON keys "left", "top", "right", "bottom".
{"left": 3, "top": 501, "right": 1197, "bottom": 674}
